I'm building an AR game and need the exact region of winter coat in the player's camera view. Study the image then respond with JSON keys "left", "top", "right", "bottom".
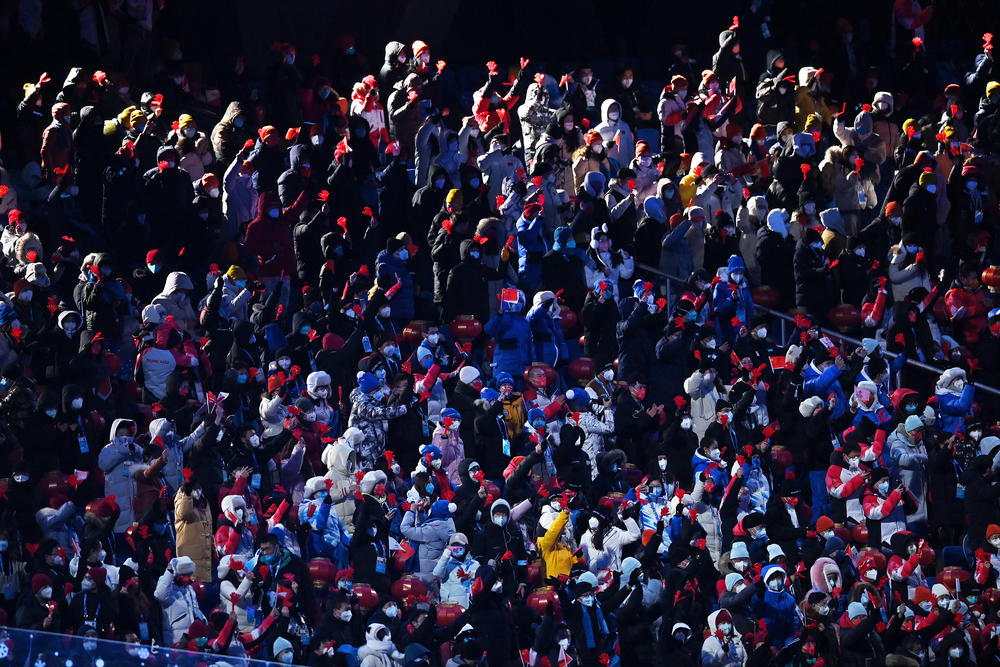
{"left": 935, "top": 384, "right": 975, "bottom": 435}
{"left": 751, "top": 565, "right": 799, "bottom": 646}
{"left": 154, "top": 567, "right": 205, "bottom": 646}
{"left": 794, "top": 240, "right": 836, "bottom": 316}
{"left": 347, "top": 388, "right": 408, "bottom": 470}
{"left": 320, "top": 435, "right": 360, "bottom": 534}
{"left": 298, "top": 497, "right": 350, "bottom": 566}
{"left": 484, "top": 310, "right": 533, "bottom": 380}
{"left": 595, "top": 99, "right": 636, "bottom": 167}
{"left": 580, "top": 518, "right": 641, "bottom": 574}
{"left": 243, "top": 190, "right": 308, "bottom": 279}
{"left": 887, "top": 426, "right": 928, "bottom": 523}
{"left": 527, "top": 303, "right": 568, "bottom": 366}
{"left": 683, "top": 370, "right": 721, "bottom": 439}
{"left": 150, "top": 271, "right": 198, "bottom": 333}
{"left": 887, "top": 248, "right": 930, "bottom": 302}
{"left": 401, "top": 510, "right": 455, "bottom": 583}
{"left": 433, "top": 550, "right": 480, "bottom": 606}
{"left": 701, "top": 609, "right": 748, "bottom": 667}
{"left": 174, "top": 490, "right": 214, "bottom": 578}
{"left": 97, "top": 419, "right": 143, "bottom": 532}
{"left": 616, "top": 297, "right": 657, "bottom": 383}
{"left": 577, "top": 410, "right": 616, "bottom": 478}
{"left": 659, "top": 219, "right": 694, "bottom": 279}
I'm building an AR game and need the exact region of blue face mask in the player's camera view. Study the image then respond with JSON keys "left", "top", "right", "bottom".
{"left": 376, "top": 369, "right": 387, "bottom": 380}
{"left": 234, "top": 117, "right": 245, "bottom": 128}
{"left": 433, "top": 179, "right": 445, "bottom": 189}
{"left": 261, "top": 551, "right": 277, "bottom": 565}
{"left": 425, "top": 483, "right": 435, "bottom": 494}
{"left": 235, "top": 280, "right": 246, "bottom": 289}
{"left": 650, "top": 487, "right": 663, "bottom": 497}
{"left": 532, "top": 421, "right": 545, "bottom": 430}
{"left": 566, "top": 239, "right": 576, "bottom": 248}
{"left": 237, "top": 374, "right": 248, "bottom": 384}
{"left": 609, "top": 464, "right": 618, "bottom": 473}
{"left": 300, "top": 325, "right": 311, "bottom": 334}
{"left": 398, "top": 249, "right": 409, "bottom": 261}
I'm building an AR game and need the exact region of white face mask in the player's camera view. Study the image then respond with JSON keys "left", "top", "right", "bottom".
{"left": 709, "top": 449, "right": 721, "bottom": 461}
{"left": 848, "top": 457, "right": 860, "bottom": 469}
{"left": 339, "top": 610, "right": 353, "bottom": 622}
{"left": 733, "top": 560, "right": 749, "bottom": 572}
{"left": 658, "top": 459, "right": 668, "bottom": 471}
{"left": 314, "top": 388, "right": 329, "bottom": 399}
{"left": 39, "top": 586, "right": 52, "bottom": 600}
{"left": 550, "top": 500, "right": 562, "bottom": 511}
{"left": 249, "top": 434, "right": 261, "bottom": 447}
{"left": 431, "top": 459, "right": 442, "bottom": 469}
{"left": 588, "top": 517, "right": 600, "bottom": 530}
{"left": 639, "top": 156, "right": 652, "bottom": 168}
{"left": 312, "top": 134, "right": 324, "bottom": 146}
{"left": 427, "top": 333, "right": 440, "bottom": 345}
{"left": 558, "top": 638, "right": 571, "bottom": 649}
{"left": 755, "top": 327, "right": 767, "bottom": 338}
{"left": 681, "top": 417, "right": 693, "bottom": 430}
{"left": 81, "top": 579, "right": 95, "bottom": 591}
{"left": 767, "top": 579, "right": 784, "bottom": 591}
{"left": 379, "top": 306, "right": 391, "bottom": 318}
{"left": 602, "top": 369, "right": 614, "bottom": 381}
{"left": 579, "top": 594, "right": 595, "bottom": 607}
{"left": 278, "top": 358, "right": 291, "bottom": 369}
{"left": 718, "top": 622, "right": 732, "bottom": 635}
{"left": 864, "top": 568, "right": 877, "bottom": 580}
{"left": 391, "top": 463, "right": 401, "bottom": 475}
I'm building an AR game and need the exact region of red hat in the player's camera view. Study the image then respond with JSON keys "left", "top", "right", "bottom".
{"left": 267, "top": 374, "right": 283, "bottom": 394}
{"left": 584, "top": 129, "right": 602, "bottom": 146}
{"left": 31, "top": 573, "right": 52, "bottom": 593}
{"left": 635, "top": 140, "right": 651, "bottom": 156}
{"left": 93, "top": 497, "right": 114, "bottom": 518}
{"left": 749, "top": 123, "right": 766, "bottom": 140}
{"left": 701, "top": 69, "right": 718, "bottom": 88}
{"left": 187, "top": 620, "right": 210, "bottom": 639}
{"left": 885, "top": 201, "right": 902, "bottom": 217}
{"left": 87, "top": 567, "right": 107, "bottom": 587}
{"left": 669, "top": 213, "right": 684, "bottom": 230}
{"left": 322, "top": 332, "right": 345, "bottom": 351}
{"left": 412, "top": 40, "right": 429, "bottom": 56}
{"left": 146, "top": 249, "right": 164, "bottom": 265}
{"left": 914, "top": 586, "right": 935, "bottom": 605}
{"left": 523, "top": 200, "right": 543, "bottom": 219}
{"left": 201, "top": 173, "right": 220, "bottom": 190}
{"left": 258, "top": 125, "right": 277, "bottom": 141}
{"left": 670, "top": 75, "right": 688, "bottom": 89}
{"left": 816, "top": 516, "right": 834, "bottom": 533}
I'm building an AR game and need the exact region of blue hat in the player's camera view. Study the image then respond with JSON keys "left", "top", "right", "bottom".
{"left": 441, "top": 407, "right": 461, "bottom": 421}
{"left": 357, "top": 372, "right": 379, "bottom": 393}
{"left": 726, "top": 254, "right": 746, "bottom": 273}
{"left": 553, "top": 226, "right": 573, "bottom": 249}
{"left": 847, "top": 602, "right": 868, "bottom": 620}
{"left": 495, "top": 372, "right": 514, "bottom": 387}
{"left": 480, "top": 387, "right": 500, "bottom": 402}
{"left": 527, "top": 408, "right": 546, "bottom": 424}
{"left": 566, "top": 387, "right": 589, "bottom": 405}
{"left": 431, "top": 499, "right": 456, "bottom": 519}
{"left": 420, "top": 444, "right": 443, "bottom": 460}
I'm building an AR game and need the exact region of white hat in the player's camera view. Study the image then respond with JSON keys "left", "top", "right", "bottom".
{"left": 173, "top": 556, "right": 196, "bottom": 576}
{"left": 458, "top": 366, "right": 481, "bottom": 384}
{"left": 304, "top": 476, "right": 327, "bottom": 498}
{"left": 767, "top": 544, "right": 786, "bottom": 561}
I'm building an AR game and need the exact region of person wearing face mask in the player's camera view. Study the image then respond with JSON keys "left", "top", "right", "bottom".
{"left": 557, "top": 571, "right": 609, "bottom": 666}
{"left": 594, "top": 100, "right": 635, "bottom": 168}
{"left": 349, "top": 371, "right": 409, "bottom": 471}
{"left": 154, "top": 556, "right": 206, "bottom": 645}
{"left": 96, "top": 418, "right": 145, "bottom": 537}
{"left": 900, "top": 169, "right": 939, "bottom": 248}
{"left": 210, "top": 100, "right": 250, "bottom": 165}
{"left": 67, "top": 567, "right": 115, "bottom": 633}
{"left": 16, "top": 573, "right": 62, "bottom": 631}
{"left": 172, "top": 474, "right": 214, "bottom": 580}
{"left": 428, "top": 530, "right": 478, "bottom": 605}
{"left": 793, "top": 226, "right": 838, "bottom": 321}
{"left": 861, "top": 468, "right": 910, "bottom": 546}
{"left": 629, "top": 140, "right": 659, "bottom": 201}
{"left": 944, "top": 262, "right": 989, "bottom": 346}
{"left": 441, "top": 237, "right": 511, "bottom": 325}
{"left": 244, "top": 186, "right": 307, "bottom": 304}
{"left": 748, "top": 564, "right": 799, "bottom": 647}
{"left": 934, "top": 367, "right": 975, "bottom": 435}
{"left": 657, "top": 75, "right": 690, "bottom": 161}
{"left": 700, "top": 609, "right": 746, "bottom": 666}
{"left": 527, "top": 290, "right": 570, "bottom": 368}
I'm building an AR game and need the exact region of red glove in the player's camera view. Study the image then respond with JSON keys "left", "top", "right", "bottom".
{"left": 230, "top": 592, "right": 242, "bottom": 605}
{"left": 325, "top": 479, "right": 334, "bottom": 492}
{"left": 501, "top": 550, "right": 513, "bottom": 562}
{"left": 688, "top": 508, "right": 698, "bottom": 523}
{"left": 407, "top": 89, "right": 419, "bottom": 102}
{"left": 436, "top": 60, "right": 446, "bottom": 75}
{"left": 558, "top": 495, "right": 570, "bottom": 510}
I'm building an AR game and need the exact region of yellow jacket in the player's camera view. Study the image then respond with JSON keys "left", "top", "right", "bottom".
{"left": 537, "top": 510, "right": 578, "bottom": 580}
{"left": 794, "top": 87, "right": 832, "bottom": 132}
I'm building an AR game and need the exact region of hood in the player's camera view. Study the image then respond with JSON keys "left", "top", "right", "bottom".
{"left": 148, "top": 417, "right": 173, "bottom": 441}
{"left": 873, "top": 91, "right": 894, "bottom": 115}
{"left": 597, "top": 449, "right": 626, "bottom": 475}
{"left": 718, "top": 28, "right": 737, "bottom": 49}
{"left": 220, "top": 101, "right": 245, "bottom": 124}
{"left": 798, "top": 67, "right": 819, "bottom": 87}
{"left": 643, "top": 197, "right": 666, "bottom": 223}
{"left": 889, "top": 388, "right": 919, "bottom": 412}
{"left": 258, "top": 191, "right": 281, "bottom": 218}
{"left": 820, "top": 208, "right": 846, "bottom": 236}
{"left": 383, "top": 41, "right": 406, "bottom": 64}
{"left": 583, "top": 171, "right": 606, "bottom": 197}
{"left": 288, "top": 144, "right": 309, "bottom": 170}
{"left": 427, "top": 164, "right": 448, "bottom": 187}
{"left": 707, "top": 609, "right": 732, "bottom": 634}
{"left": 323, "top": 437, "right": 357, "bottom": 477}
{"left": 61, "top": 384, "right": 84, "bottom": 413}
{"left": 766, "top": 49, "right": 784, "bottom": 72}
{"left": 25, "top": 263, "right": 50, "bottom": 287}
{"left": 600, "top": 98, "right": 621, "bottom": 124}
{"left": 747, "top": 196, "right": 768, "bottom": 222}
{"left": 162, "top": 271, "right": 194, "bottom": 295}
{"left": 762, "top": 564, "right": 786, "bottom": 586}
{"left": 791, "top": 132, "right": 816, "bottom": 158}
{"left": 307, "top": 371, "right": 330, "bottom": 394}
{"left": 57, "top": 309, "right": 82, "bottom": 331}
{"left": 155, "top": 144, "right": 178, "bottom": 164}
{"left": 936, "top": 367, "right": 966, "bottom": 392}
{"left": 490, "top": 498, "right": 511, "bottom": 516}
{"left": 726, "top": 255, "right": 746, "bottom": 273}
{"left": 61, "top": 67, "right": 86, "bottom": 91}
{"left": 766, "top": 208, "right": 789, "bottom": 236}
{"left": 459, "top": 238, "right": 477, "bottom": 261}
{"left": 457, "top": 458, "right": 478, "bottom": 486}
{"left": 810, "top": 557, "right": 841, "bottom": 592}
{"left": 221, "top": 494, "right": 247, "bottom": 517}
{"left": 109, "top": 418, "right": 136, "bottom": 443}
{"left": 525, "top": 82, "right": 548, "bottom": 107}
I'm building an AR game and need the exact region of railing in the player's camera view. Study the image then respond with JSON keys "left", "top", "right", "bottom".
{"left": 637, "top": 263, "right": 1000, "bottom": 398}
{"left": 0, "top": 625, "right": 281, "bottom": 667}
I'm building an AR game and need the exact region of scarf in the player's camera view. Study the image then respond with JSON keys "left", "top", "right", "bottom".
{"left": 580, "top": 602, "right": 608, "bottom": 649}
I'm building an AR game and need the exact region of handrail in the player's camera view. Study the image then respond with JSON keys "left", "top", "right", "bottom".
{"left": 636, "top": 263, "right": 1000, "bottom": 398}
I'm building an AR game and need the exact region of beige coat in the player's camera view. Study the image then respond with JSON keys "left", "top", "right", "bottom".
{"left": 174, "top": 490, "right": 214, "bottom": 579}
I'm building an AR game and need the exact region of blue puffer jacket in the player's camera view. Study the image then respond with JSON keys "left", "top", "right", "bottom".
{"left": 752, "top": 565, "right": 799, "bottom": 647}
{"left": 712, "top": 255, "right": 754, "bottom": 344}
{"left": 375, "top": 250, "right": 415, "bottom": 320}
{"left": 527, "top": 305, "right": 567, "bottom": 366}
{"left": 516, "top": 214, "right": 547, "bottom": 289}
{"left": 803, "top": 362, "right": 846, "bottom": 420}
{"left": 936, "top": 385, "right": 975, "bottom": 434}
{"left": 485, "top": 307, "right": 534, "bottom": 378}
{"left": 298, "top": 498, "right": 351, "bottom": 567}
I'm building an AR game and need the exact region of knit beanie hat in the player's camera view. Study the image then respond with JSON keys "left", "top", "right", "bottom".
{"left": 227, "top": 265, "right": 247, "bottom": 281}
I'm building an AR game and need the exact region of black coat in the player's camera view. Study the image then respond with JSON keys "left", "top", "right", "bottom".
{"left": 793, "top": 240, "right": 835, "bottom": 318}
{"left": 581, "top": 292, "right": 619, "bottom": 369}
